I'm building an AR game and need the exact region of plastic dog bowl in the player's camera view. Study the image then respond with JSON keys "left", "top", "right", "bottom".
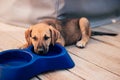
{"left": 0, "top": 44, "right": 75, "bottom": 80}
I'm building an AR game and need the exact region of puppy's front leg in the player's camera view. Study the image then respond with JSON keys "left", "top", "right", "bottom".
{"left": 19, "top": 43, "right": 29, "bottom": 49}
{"left": 76, "top": 17, "right": 91, "bottom": 48}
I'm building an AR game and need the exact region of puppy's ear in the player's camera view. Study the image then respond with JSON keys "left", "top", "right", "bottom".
{"left": 49, "top": 26, "right": 60, "bottom": 45}
{"left": 25, "top": 27, "right": 32, "bottom": 46}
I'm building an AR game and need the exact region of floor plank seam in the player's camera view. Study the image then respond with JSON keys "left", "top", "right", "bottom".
{"left": 35, "top": 75, "right": 42, "bottom": 80}
{"left": 67, "top": 69, "right": 85, "bottom": 80}
{"left": 4, "top": 32, "right": 24, "bottom": 44}
{"left": 91, "top": 37, "right": 120, "bottom": 49}
{"left": 68, "top": 51, "right": 120, "bottom": 77}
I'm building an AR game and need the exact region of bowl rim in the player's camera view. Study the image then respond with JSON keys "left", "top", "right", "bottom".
{"left": 0, "top": 44, "right": 67, "bottom": 68}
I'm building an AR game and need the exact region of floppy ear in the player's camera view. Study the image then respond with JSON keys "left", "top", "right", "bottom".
{"left": 49, "top": 25, "right": 65, "bottom": 46}
{"left": 25, "top": 27, "right": 32, "bottom": 46}
{"left": 49, "top": 26, "right": 60, "bottom": 45}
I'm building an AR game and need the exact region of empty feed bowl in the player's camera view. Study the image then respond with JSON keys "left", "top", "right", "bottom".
{"left": 0, "top": 44, "right": 75, "bottom": 80}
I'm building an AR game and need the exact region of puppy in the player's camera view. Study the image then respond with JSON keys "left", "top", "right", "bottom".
{"left": 21, "top": 17, "right": 91, "bottom": 54}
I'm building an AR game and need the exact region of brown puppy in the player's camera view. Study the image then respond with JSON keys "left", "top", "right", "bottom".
{"left": 21, "top": 17, "right": 91, "bottom": 54}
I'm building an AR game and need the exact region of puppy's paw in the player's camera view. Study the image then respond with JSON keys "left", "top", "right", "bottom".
{"left": 19, "top": 46, "right": 26, "bottom": 49}
{"left": 19, "top": 44, "right": 29, "bottom": 49}
{"left": 76, "top": 40, "right": 87, "bottom": 48}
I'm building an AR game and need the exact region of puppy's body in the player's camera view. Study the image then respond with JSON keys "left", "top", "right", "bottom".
{"left": 61, "top": 19, "right": 81, "bottom": 45}
{"left": 21, "top": 17, "right": 91, "bottom": 54}
{"left": 42, "top": 18, "right": 90, "bottom": 46}
{"left": 43, "top": 18, "right": 82, "bottom": 45}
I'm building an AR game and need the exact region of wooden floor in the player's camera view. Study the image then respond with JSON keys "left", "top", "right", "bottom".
{"left": 0, "top": 21, "right": 120, "bottom": 80}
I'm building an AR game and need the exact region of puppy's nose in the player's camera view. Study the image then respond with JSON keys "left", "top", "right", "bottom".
{"left": 38, "top": 48, "right": 44, "bottom": 54}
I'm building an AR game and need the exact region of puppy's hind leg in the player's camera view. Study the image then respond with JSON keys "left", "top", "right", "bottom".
{"left": 76, "top": 17, "right": 91, "bottom": 48}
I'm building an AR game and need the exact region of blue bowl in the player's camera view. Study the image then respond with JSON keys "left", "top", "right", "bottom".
{"left": 0, "top": 44, "right": 75, "bottom": 80}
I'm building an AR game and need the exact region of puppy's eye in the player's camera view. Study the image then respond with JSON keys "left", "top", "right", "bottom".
{"left": 44, "top": 35, "right": 50, "bottom": 40}
{"left": 32, "top": 36, "right": 37, "bottom": 40}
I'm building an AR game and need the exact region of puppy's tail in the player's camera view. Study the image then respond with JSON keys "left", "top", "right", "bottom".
{"left": 91, "top": 31, "right": 118, "bottom": 36}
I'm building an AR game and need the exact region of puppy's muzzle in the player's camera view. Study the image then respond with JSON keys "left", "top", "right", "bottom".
{"left": 37, "top": 46, "right": 48, "bottom": 54}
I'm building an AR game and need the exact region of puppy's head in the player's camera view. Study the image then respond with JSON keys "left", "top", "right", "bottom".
{"left": 25, "top": 23, "right": 60, "bottom": 54}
